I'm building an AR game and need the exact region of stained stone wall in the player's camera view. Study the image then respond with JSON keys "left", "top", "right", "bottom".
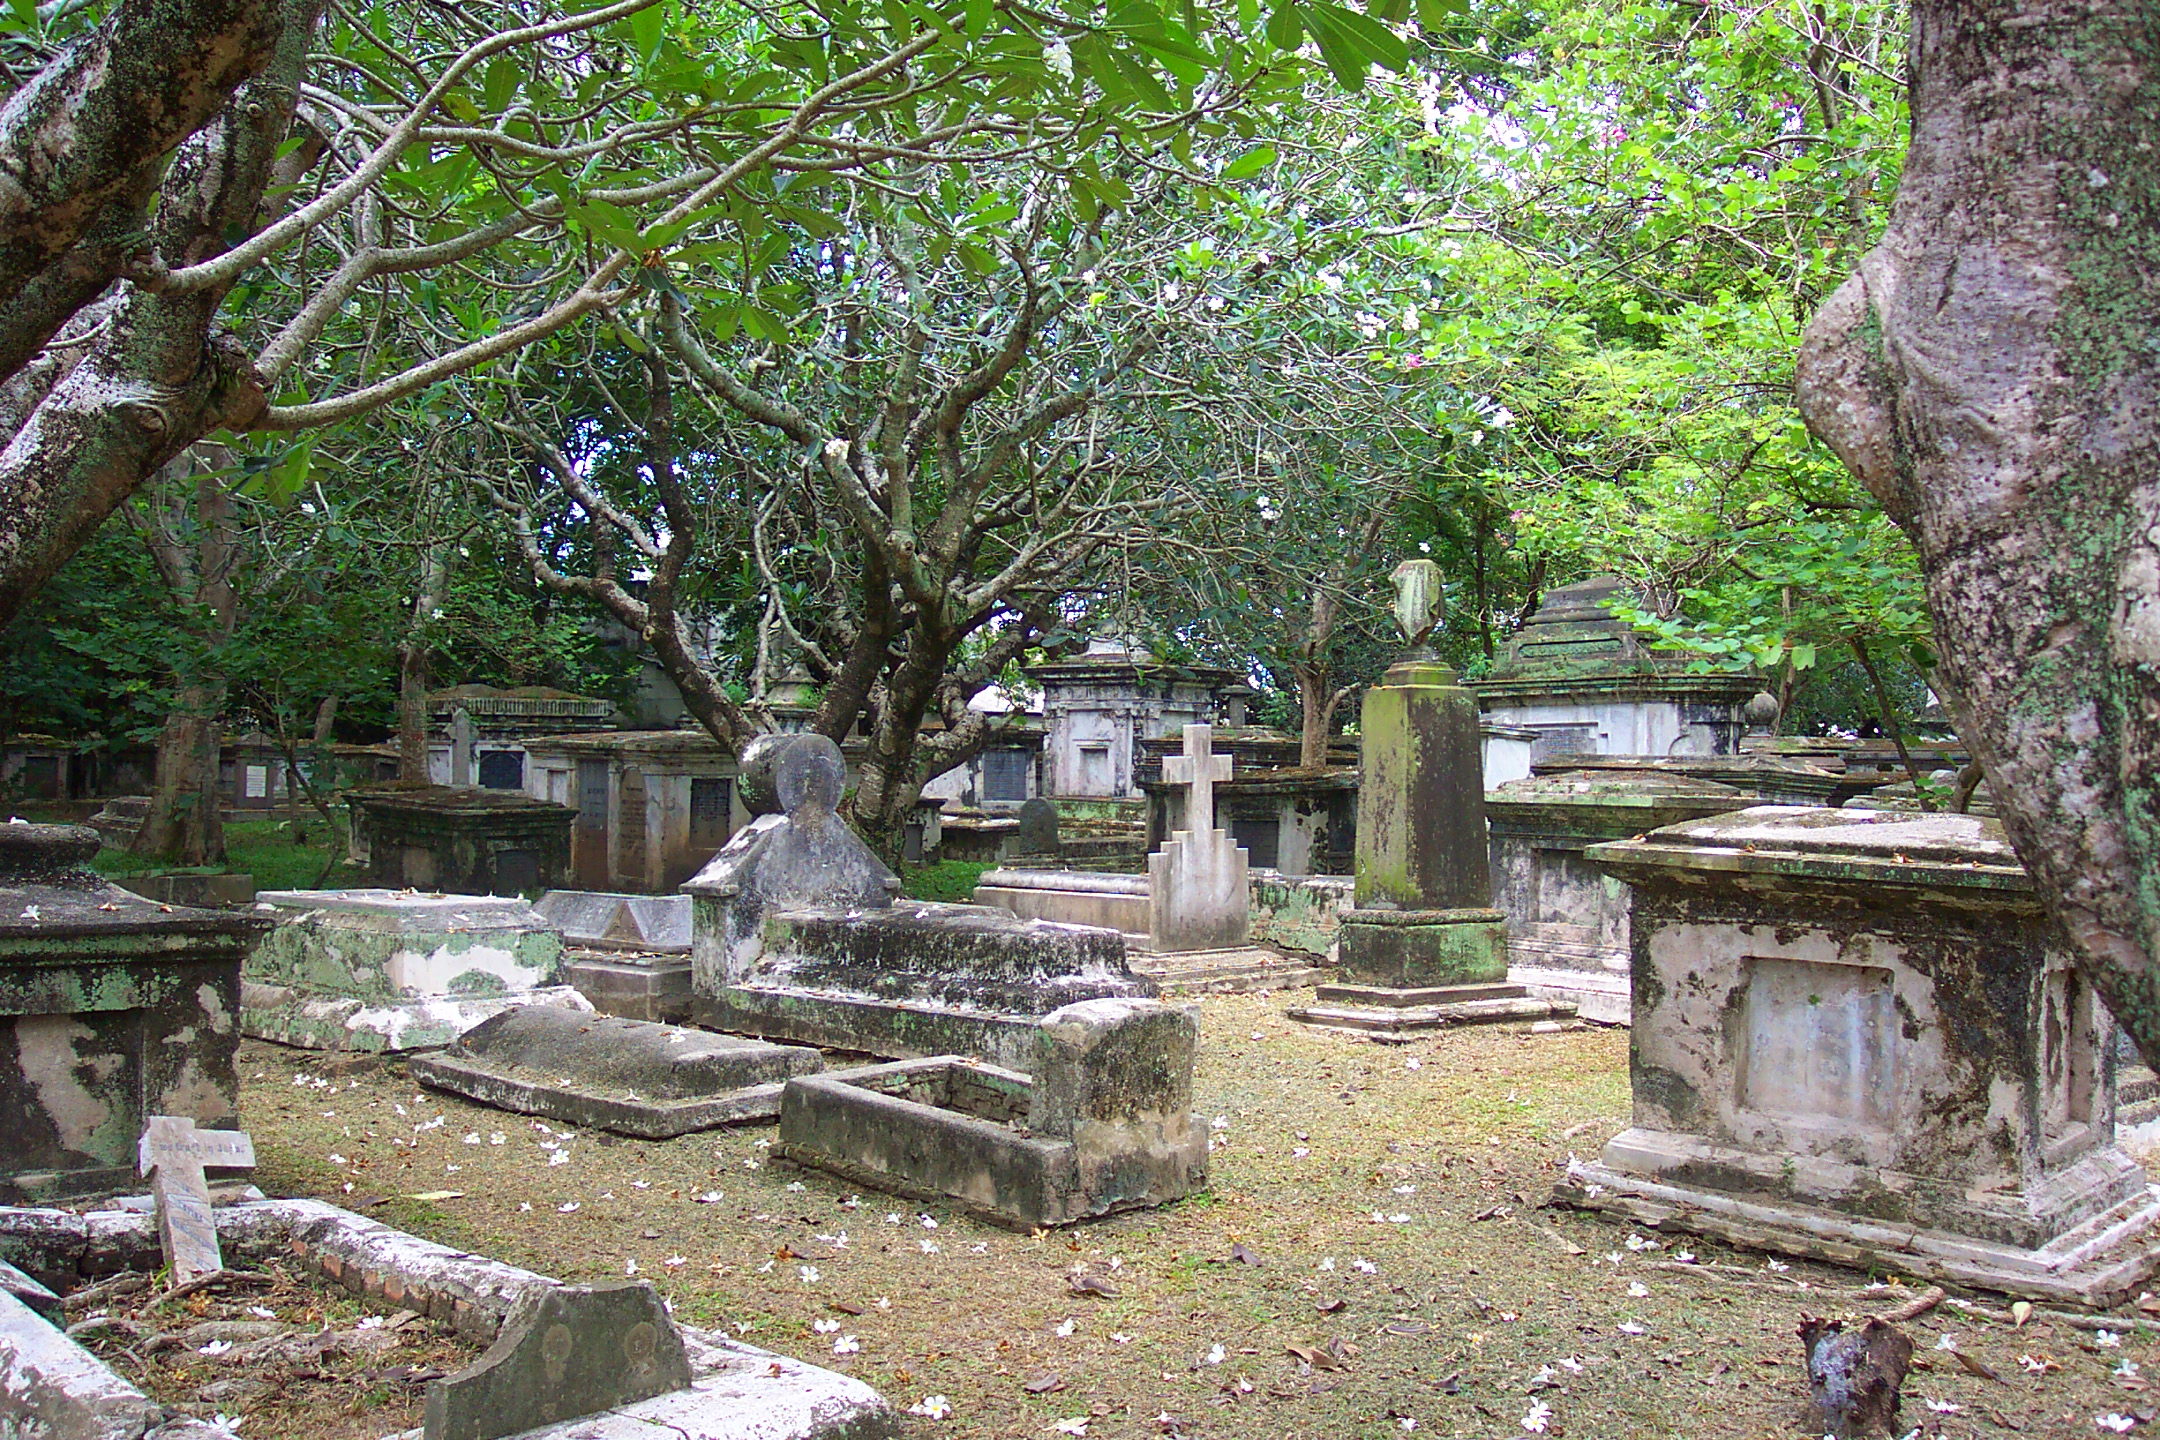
{"left": 347, "top": 786, "right": 574, "bottom": 897}
{"left": 0, "top": 825, "right": 267, "bottom": 1203}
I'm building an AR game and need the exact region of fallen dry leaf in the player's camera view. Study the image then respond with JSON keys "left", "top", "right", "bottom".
{"left": 1951, "top": 1349, "right": 2002, "bottom": 1383}
{"left": 1024, "top": 1371, "right": 1065, "bottom": 1394}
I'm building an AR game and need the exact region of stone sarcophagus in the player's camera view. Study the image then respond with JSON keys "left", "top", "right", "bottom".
{"left": 1562, "top": 805, "right": 2160, "bottom": 1305}
{"left": 0, "top": 825, "right": 267, "bottom": 1203}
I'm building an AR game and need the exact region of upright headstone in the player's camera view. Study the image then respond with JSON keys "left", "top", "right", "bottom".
{"left": 1012, "top": 797, "right": 1062, "bottom": 857}
{"left": 1147, "top": 725, "right": 1249, "bottom": 952}
{"left": 425, "top": 1280, "right": 691, "bottom": 1440}
{"left": 450, "top": 707, "right": 477, "bottom": 789}
{"left": 138, "top": 1115, "right": 254, "bottom": 1286}
{"left": 1288, "top": 565, "right": 1574, "bottom": 1038}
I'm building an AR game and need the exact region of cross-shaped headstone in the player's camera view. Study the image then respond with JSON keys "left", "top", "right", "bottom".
{"left": 138, "top": 1116, "right": 254, "bottom": 1286}
{"left": 1161, "top": 723, "right": 1233, "bottom": 836}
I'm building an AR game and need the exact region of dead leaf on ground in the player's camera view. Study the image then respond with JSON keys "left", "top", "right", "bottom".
{"left": 1315, "top": 1298, "right": 1345, "bottom": 1314}
{"left": 1951, "top": 1349, "right": 2002, "bottom": 1382}
{"left": 1068, "top": 1273, "right": 1119, "bottom": 1298}
{"left": 1287, "top": 1342, "right": 1345, "bottom": 1372}
{"left": 1229, "top": 1243, "right": 1261, "bottom": 1266}
{"left": 1024, "top": 1371, "right": 1065, "bottom": 1393}
{"left": 1469, "top": 1205, "right": 1509, "bottom": 1222}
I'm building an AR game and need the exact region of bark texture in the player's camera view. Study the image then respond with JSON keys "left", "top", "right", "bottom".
{"left": 1796, "top": 3, "right": 2160, "bottom": 1063}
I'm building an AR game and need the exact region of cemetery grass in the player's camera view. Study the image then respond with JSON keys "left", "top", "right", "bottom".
{"left": 88, "top": 817, "right": 363, "bottom": 890}
{"left": 241, "top": 996, "right": 2151, "bottom": 1440}
{"left": 900, "top": 859, "right": 998, "bottom": 904}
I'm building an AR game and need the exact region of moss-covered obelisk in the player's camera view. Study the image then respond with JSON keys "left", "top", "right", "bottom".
{"left": 1288, "top": 561, "right": 1575, "bottom": 1038}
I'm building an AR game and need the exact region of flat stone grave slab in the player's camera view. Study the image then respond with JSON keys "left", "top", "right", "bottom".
{"left": 779, "top": 998, "right": 1207, "bottom": 1228}
{"left": 1559, "top": 804, "right": 2160, "bottom": 1307}
{"left": 243, "top": 889, "right": 588, "bottom": 1052}
{"left": 410, "top": 1007, "right": 823, "bottom": 1137}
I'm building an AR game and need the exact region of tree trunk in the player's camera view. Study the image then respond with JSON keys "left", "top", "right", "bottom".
{"left": 131, "top": 463, "right": 237, "bottom": 866}
{"left": 397, "top": 544, "right": 447, "bottom": 784}
{"left": 1295, "top": 661, "right": 1333, "bottom": 768}
{"left": 1796, "top": 2, "right": 2160, "bottom": 1065}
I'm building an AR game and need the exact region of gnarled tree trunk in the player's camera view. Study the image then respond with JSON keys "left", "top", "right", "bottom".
{"left": 1797, "top": 2, "right": 2160, "bottom": 1065}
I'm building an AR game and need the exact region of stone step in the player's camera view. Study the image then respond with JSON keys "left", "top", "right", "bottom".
{"left": 1287, "top": 990, "right": 1579, "bottom": 1042}
{"left": 1315, "top": 982, "right": 1530, "bottom": 1009}
{"left": 2122, "top": 1064, "right": 2160, "bottom": 1128}
{"left": 1128, "top": 947, "right": 1326, "bottom": 996}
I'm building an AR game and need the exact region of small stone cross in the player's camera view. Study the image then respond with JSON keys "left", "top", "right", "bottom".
{"left": 1162, "top": 724, "right": 1233, "bottom": 836}
{"left": 138, "top": 1115, "right": 255, "bottom": 1286}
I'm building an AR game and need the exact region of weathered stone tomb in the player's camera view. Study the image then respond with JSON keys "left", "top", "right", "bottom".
{"left": 1562, "top": 805, "right": 2160, "bottom": 1306}
{"left": 347, "top": 785, "right": 576, "bottom": 897}
{"left": 536, "top": 888, "right": 693, "bottom": 1021}
{"left": 688, "top": 734, "right": 1154, "bottom": 1070}
{"left": 242, "top": 888, "right": 588, "bottom": 1052}
{"left": 1486, "top": 768, "right": 1749, "bottom": 1023}
{"left": 0, "top": 823, "right": 267, "bottom": 1204}
{"left": 779, "top": 998, "right": 1207, "bottom": 1228}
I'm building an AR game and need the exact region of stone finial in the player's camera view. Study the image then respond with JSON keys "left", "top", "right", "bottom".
{"left": 1160, "top": 724, "right": 1232, "bottom": 836}
{"left": 1746, "top": 690, "right": 1782, "bottom": 735}
{"left": 737, "top": 732, "right": 846, "bottom": 818}
{"left": 1390, "top": 559, "right": 1444, "bottom": 650}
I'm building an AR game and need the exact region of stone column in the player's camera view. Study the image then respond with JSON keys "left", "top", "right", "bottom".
{"left": 1288, "top": 561, "right": 1574, "bottom": 1038}
{"left": 1340, "top": 656, "right": 1509, "bottom": 985}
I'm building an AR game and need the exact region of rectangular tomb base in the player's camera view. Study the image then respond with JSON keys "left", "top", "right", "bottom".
{"left": 1130, "top": 946, "right": 1327, "bottom": 995}
{"left": 778, "top": 1056, "right": 1206, "bottom": 1230}
{"left": 1558, "top": 1160, "right": 2160, "bottom": 1309}
{"left": 563, "top": 950, "right": 693, "bottom": 1022}
{"left": 1287, "top": 981, "right": 1577, "bottom": 1041}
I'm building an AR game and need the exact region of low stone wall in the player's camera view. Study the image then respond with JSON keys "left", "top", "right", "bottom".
{"left": 1248, "top": 872, "right": 1352, "bottom": 959}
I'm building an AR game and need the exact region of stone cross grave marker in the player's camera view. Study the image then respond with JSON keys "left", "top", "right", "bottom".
{"left": 450, "top": 707, "right": 476, "bottom": 788}
{"left": 1161, "top": 724, "right": 1232, "bottom": 836}
{"left": 1149, "top": 724, "right": 1248, "bottom": 951}
{"left": 138, "top": 1115, "right": 254, "bottom": 1286}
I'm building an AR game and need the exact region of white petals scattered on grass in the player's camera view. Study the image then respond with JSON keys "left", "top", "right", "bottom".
{"left": 2097, "top": 1416, "right": 2138, "bottom": 1434}
{"left": 625, "top": 1259, "right": 638, "bottom": 1276}
{"left": 328, "top": 1154, "right": 347, "bottom": 1166}
{"left": 1623, "top": 1234, "right": 1653, "bottom": 1252}
{"left": 2118, "top": 1360, "right": 2142, "bottom": 1379}
{"left": 1558, "top": 1356, "right": 1584, "bottom": 1373}
{"left": 813, "top": 1319, "right": 841, "bottom": 1334}
{"left": 1352, "top": 1259, "right": 1377, "bottom": 1274}
{"left": 1404, "top": 1058, "right": 1422, "bottom": 1070}
{"left": 1055, "top": 1319, "right": 1076, "bottom": 1337}
{"left": 1053, "top": 1419, "right": 1088, "bottom": 1436}
{"left": 1111, "top": 1332, "right": 1132, "bottom": 1344}
{"left": 873, "top": 1296, "right": 892, "bottom": 1310}
{"left": 356, "top": 1316, "right": 385, "bottom": 1331}
{"left": 198, "top": 1340, "right": 233, "bottom": 1355}
{"left": 1617, "top": 1322, "right": 1647, "bottom": 1336}
{"left": 1317, "top": 1258, "right": 1335, "bottom": 1272}
{"left": 1626, "top": 1282, "right": 1649, "bottom": 1298}
{"left": 907, "top": 1396, "right": 952, "bottom": 1419}
{"left": 920, "top": 1214, "right": 938, "bottom": 1229}
{"left": 247, "top": 1306, "right": 275, "bottom": 1320}
{"left": 799, "top": 1266, "right": 821, "bottom": 1284}
{"left": 664, "top": 1255, "right": 687, "bottom": 1268}
{"left": 490, "top": 1132, "right": 505, "bottom": 1145}
{"left": 558, "top": 1202, "right": 579, "bottom": 1213}
{"left": 695, "top": 1191, "right": 723, "bottom": 1204}
{"left": 833, "top": 1335, "right": 860, "bottom": 1355}
{"left": 920, "top": 1239, "right": 941, "bottom": 1254}
{"left": 1205, "top": 1344, "right": 1226, "bottom": 1365}
{"left": 547, "top": 1150, "right": 569, "bottom": 1167}
{"left": 887, "top": 1213, "right": 904, "bottom": 1225}
{"left": 1926, "top": 1400, "right": 1962, "bottom": 1414}
{"left": 1765, "top": 1259, "right": 1790, "bottom": 1273}
{"left": 2096, "top": 1329, "right": 2123, "bottom": 1348}
{"left": 786, "top": 1181, "right": 807, "bottom": 1192}
{"left": 1399, "top": 1419, "right": 1417, "bottom": 1432}
{"left": 1521, "top": 1400, "right": 1552, "bottom": 1433}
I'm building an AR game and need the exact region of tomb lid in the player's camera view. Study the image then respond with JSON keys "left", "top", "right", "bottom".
{"left": 346, "top": 784, "right": 576, "bottom": 816}
{"left": 0, "top": 823, "right": 270, "bottom": 943}
{"left": 256, "top": 888, "right": 558, "bottom": 933}
{"left": 523, "top": 728, "right": 736, "bottom": 761}
{"left": 1585, "top": 803, "right": 2030, "bottom": 893}
{"left": 1476, "top": 575, "right": 1760, "bottom": 700}
{"left": 1489, "top": 770, "right": 1745, "bottom": 803}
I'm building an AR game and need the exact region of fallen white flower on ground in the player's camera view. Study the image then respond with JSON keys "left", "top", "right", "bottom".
{"left": 1522, "top": 1399, "right": 1551, "bottom": 1433}
{"left": 908, "top": 1396, "right": 952, "bottom": 1419}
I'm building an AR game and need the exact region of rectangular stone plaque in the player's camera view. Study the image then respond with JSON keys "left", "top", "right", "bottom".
{"left": 1738, "top": 956, "right": 1896, "bottom": 1127}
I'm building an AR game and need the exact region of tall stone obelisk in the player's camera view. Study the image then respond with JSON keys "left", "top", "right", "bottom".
{"left": 1289, "top": 561, "right": 1574, "bottom": 1038}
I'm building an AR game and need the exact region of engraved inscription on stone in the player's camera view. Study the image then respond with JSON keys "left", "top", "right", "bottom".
{"left": 138, "top": 1115, "right": 255, "bottom": 1286}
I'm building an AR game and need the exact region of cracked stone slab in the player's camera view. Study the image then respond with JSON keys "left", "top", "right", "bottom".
{"left": 409, "top": 1007, "right": 821, "bottom": 1138}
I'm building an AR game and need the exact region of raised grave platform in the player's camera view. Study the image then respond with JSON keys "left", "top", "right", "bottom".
{"left": 1559, "top": 805, "right": 2160, "bottom": 1307}
{"left": 779, "top": 999, "right": 1207, "bottom": 1229}
{"left": 411, "top": 1007, "right": 822, "bottom": 1138}
{"left": 0, "top": 1196, "right": 893, "bottom": 1440}
{"left": 242, "top": 889, "right": 587, "bottom": 1052}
